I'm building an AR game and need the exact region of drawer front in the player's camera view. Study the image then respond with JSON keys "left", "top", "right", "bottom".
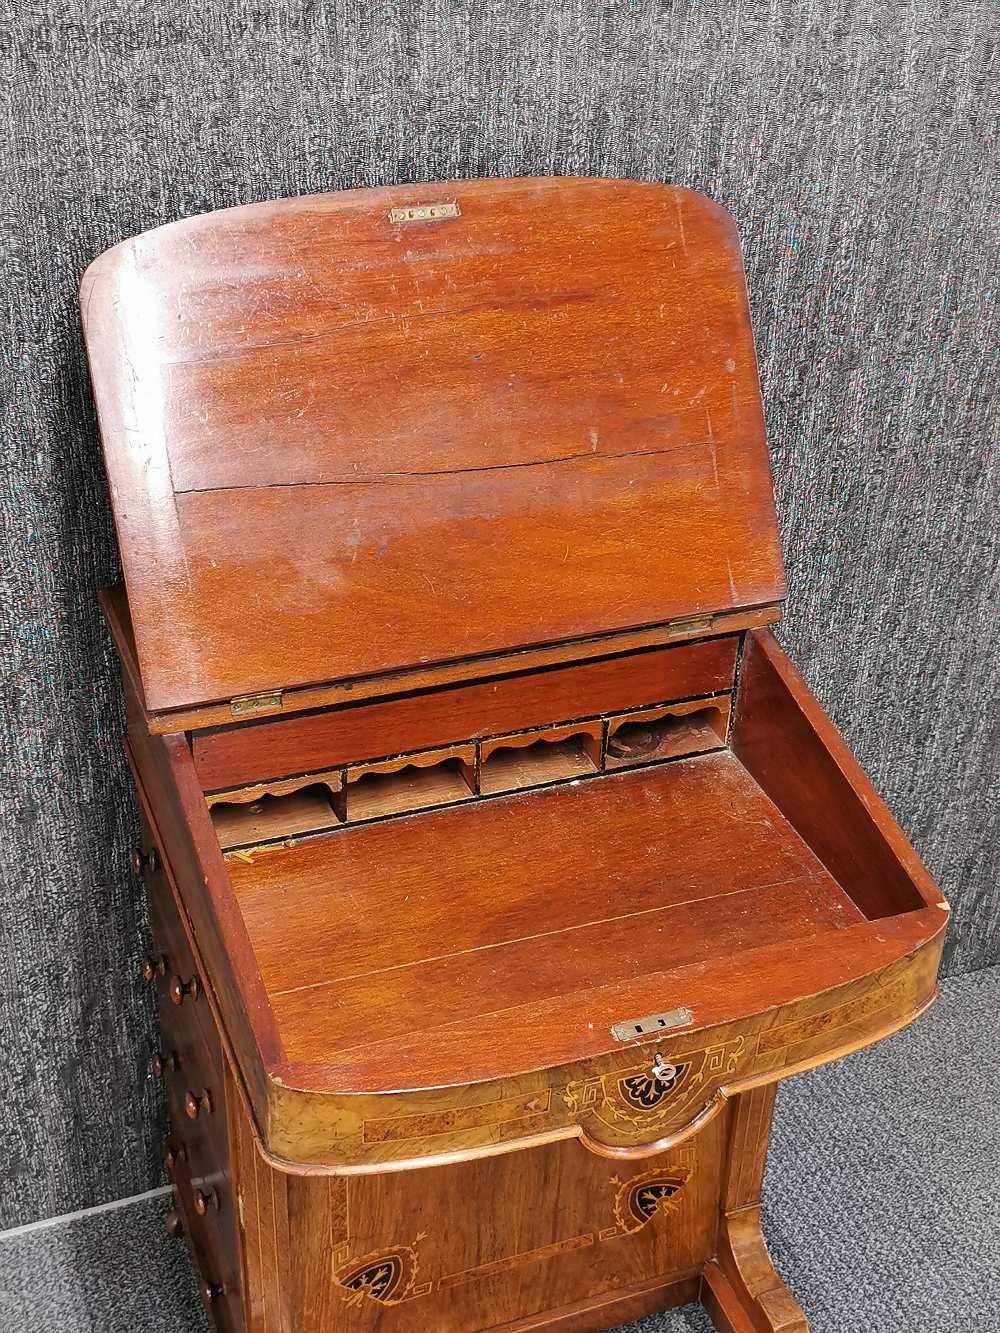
{"left": 137, "top": 821, "right": 242, "bottom": 1331}
{"left": 237, "top": 1115, "right": 725, "bottom": 1333}
{"left": 266, "top": 937, "right": 940, "bottom": 1170}
{"left": 169, "top": 1136, "right": 242, "bottom": 1333}
{"left": 144, "top": 853, "right": 218, "bottom": 1059}
{"left": 157, "top": 997, "right": 229, "bottom": 1195}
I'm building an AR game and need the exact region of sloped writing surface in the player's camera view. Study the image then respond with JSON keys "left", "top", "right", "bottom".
{"left": 81, "top": 176, "right": 785, "bottom": 710}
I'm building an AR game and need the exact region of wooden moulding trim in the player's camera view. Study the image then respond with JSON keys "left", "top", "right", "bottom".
{"left": 130, "top": 604, "right": 780, "bottom": 735}
{"left": 346, "top": 745, "right": 475, "bottom": 781}
{"left": 250, "top": 982, "right": 940, "bottom": 1180}
{"left": 205, "top": 768, "right": 344, "bottom": 807}
{"left": 701, "top": 1261, "right": 782, "bottom": 1333}
{"left": 249, "top": 919, "right": 944, "bottom": 1178}
{"left": 479, "top": 721, "right": 603, "bottom": 762}
{"left": 709, "top": 1204, "right": 811, "bottom": 1332}
{"left": 201, "top": 686, "right": 734, "bottom": 799}
{"left": 163, "top": 734, "right": 284, "bottom": 1061}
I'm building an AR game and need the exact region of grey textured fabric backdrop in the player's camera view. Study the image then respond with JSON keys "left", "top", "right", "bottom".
{"left": 1, "top": 2, "right": 997, "bottom": 1232}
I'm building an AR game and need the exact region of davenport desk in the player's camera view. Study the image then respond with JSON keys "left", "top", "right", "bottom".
{"left": 80, "top": 177, "right": 947, "bottom": 1333}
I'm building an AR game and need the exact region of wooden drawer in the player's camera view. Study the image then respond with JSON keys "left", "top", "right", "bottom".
{"left": 144, "top": 858, "right": 218, "bottom": 1056}
{"left": 158, "top": 1002, "right": 228, "bottom": 1182}
{"left": 137, "top": 825, "right": 242, "bottom": 1331}
{"left": 169, "top": 1140, "right": 242, "bottom": 1333}
{"left": 142, "top": 851, "right": 232, "bottom": 1191}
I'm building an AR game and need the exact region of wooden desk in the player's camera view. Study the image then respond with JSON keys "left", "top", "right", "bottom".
{"left": 82, "top": 177, "right": 946, "bottom": 1332}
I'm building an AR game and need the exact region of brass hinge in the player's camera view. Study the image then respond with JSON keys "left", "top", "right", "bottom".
{"left": 668, "top": 614, "right": 714, "bottom": 637}
{"left": 230, "top": 690, "right": 283, "bottom": 719}
{"left": 388, "top": 201, "right": 460, "bottom": 224}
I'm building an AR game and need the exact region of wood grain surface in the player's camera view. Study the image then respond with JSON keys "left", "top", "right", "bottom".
{"left": 732, "top": 630, "right": 942, "bottom": 919}
{"left": 191, "top": 636, "right": 738, "bottom": 790}
{"left": 82, "top": 177, "right": 784, "bottom": 711}
{"left": 230, "top": 754, "right": 864, "bottom": 1081}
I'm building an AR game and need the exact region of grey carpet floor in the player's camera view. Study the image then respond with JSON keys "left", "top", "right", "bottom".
{"left": 1, "top": 965, "right": 996, "bottom": 1333}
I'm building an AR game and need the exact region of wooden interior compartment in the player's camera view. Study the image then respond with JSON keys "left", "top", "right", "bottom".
{"left": 479, "top": 723, "right": 601, "bottom": 795}
{"left": 346, "top": 747, "right": 475, "bottom": 823}
{"left": 606, "top": 697, "right": 730, "bottom": 769}
{"left": 190, "top": 637, "right": 740, "bottom": 792}
{"left": 732, "top": 630, "right": 931, "bottom": 919}
{"left": 228, "top": 751, "right": 872, "bottom": 1089}
{"left": 210, "top": 783, "right": 343, "bottom": 849}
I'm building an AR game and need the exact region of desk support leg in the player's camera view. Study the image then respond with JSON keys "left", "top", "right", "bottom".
{"left": 701, "top": 1083, "right": 809, "bottom": 1333}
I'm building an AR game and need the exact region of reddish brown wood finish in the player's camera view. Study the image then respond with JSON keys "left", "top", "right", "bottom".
{"left": 124, "top": 697, "right": 285, "bottom": 1121}
{"left": 86, "top": 181, "right": 950, "bottom": 1333}
{"left": 82, "top": 177, "right": 785, "bottom": 712}
{"left": 232, "top": 1069, "right": 726, "bottom": 1333}
{"left": 141, "top": 823, "right": 243, "bottom": 1331}
{"left": 731, "top": 631, "right": 940, "bottom": 919}
{"left": 192, "top": 636, "right": 738, "bottom": 790}
{"left": 100, "top": 581, "right": 776, "bottom": 737}
{"left": 230, "top": 754, "right": 864, "bottom": 1081}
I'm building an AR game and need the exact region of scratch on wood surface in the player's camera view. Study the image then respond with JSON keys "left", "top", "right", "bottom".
{"left": 675, "top": 196, "right": 688, "bottom": 252}
{"left": 160, "top": 290, "right": 597, "bottom": 364}
{"left": 174, "top": 440, "right": 713, "bottom": 494}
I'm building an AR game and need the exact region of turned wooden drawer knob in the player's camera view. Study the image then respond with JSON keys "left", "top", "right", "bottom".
{"left": 163, "top": 1144, "right": 188, "bottom": 1174}
{"left": 201, "top": 1280, "right": 224, "bottom": 1303}
{"left": 131, "top": 846, "right": 159, "bottom": 877}
{"left": 150, "top": 1051, "right": 179, "bottom": 1078}
{"left": 185, "top": 1088, "right": 213, "bottom": 1120}
{"left": 140, "top": 954, "right": 167, "bottom": 983}
{"left": 194, "top": 1186, "right": 220, "bottom": 1215}
{"left": 164, "top": 1210, "right": 184, "bottom": 1237}
{"left": 168, "top": 972, "right": 200, "bottom": 1005}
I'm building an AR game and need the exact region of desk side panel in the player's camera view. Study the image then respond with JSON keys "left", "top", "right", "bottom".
{"left": 234, "top": 1091, "right": 723, "bottom": 1333}
{"left": 125, "top": 711, "right": 283, "bottom": 1132}
{"left": 731, "top": 629, "right": 947, "bottom": 919}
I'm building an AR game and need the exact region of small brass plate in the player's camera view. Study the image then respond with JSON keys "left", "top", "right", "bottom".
{"left": 611, "top": 1007, "right": 694, "bottom": 1042}
{"left": 389, "top": 201, "right": 460, "bottom": 224}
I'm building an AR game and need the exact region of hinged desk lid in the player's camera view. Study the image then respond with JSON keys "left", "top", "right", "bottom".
{"left": 82, "top": 176, "right": 785, "bottom": 713}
